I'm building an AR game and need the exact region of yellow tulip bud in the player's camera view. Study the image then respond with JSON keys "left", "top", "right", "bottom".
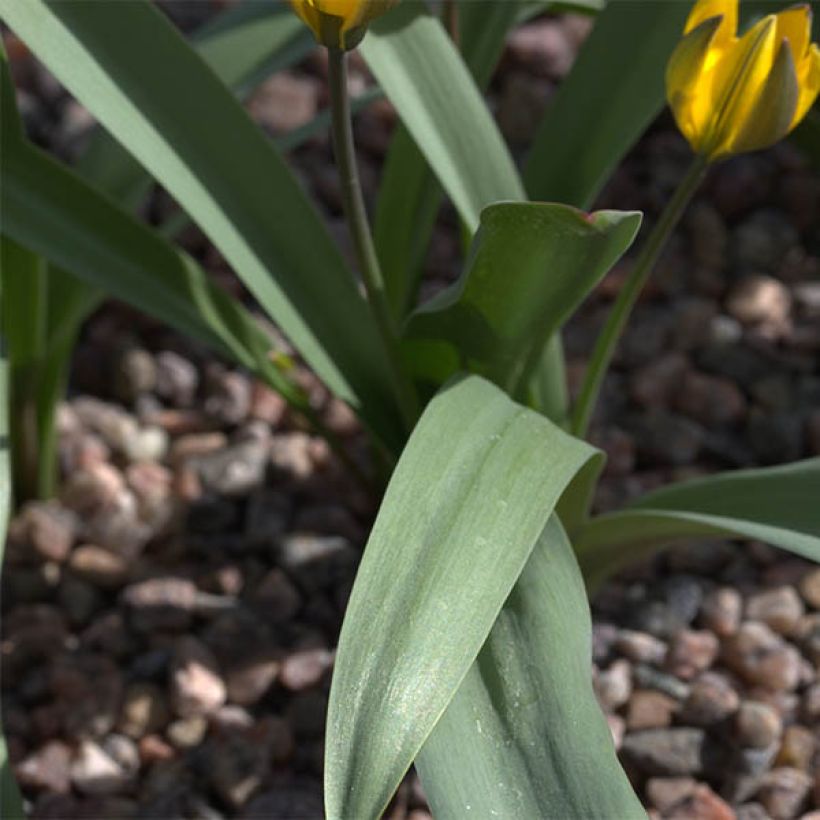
{"left": 290, "top": 0, "right": 398, "bottom": 50}
{"left": 666, "top": 0, "right": 820, "bottom": 161}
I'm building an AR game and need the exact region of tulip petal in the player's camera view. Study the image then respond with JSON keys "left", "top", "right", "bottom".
{"left": 726, "top": 39, "right": 799, "bottom": 156}
{"left": 707, "top": 15, "right": 777, "bottom": 158}
{"left": 685, "top": 0, "right": 737, "bottom": 45}
{"left": 666, "top": 16, "right": 724, "bottom": 151}
{"left": 793, "top": 43, "right": 820, "bottom": 125}
{"left": 775, "top": 4, "right": 811, "bottom": 63}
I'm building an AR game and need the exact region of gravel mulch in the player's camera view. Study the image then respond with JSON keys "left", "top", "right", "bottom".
{"left": 3, "top": 7, "right": 820, "bottom": 820}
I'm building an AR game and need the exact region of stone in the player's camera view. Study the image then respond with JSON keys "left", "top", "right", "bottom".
{"left": 594, "top": 659, "right": 632, "bottom": 710}
{"left": 269, "top": 432, "right": 315, "bottom": 480}
{"left": 170, "top": 637, "right": 226, "bottom": 718}
{"left": 735, "top": 701, "right": 783, "bottom": 749}
{"left": 71, "top": 739, "right": 132, "bottom": 796}
{"left": 155, "top": 350, "right": 199, "bottom": 407}
{"left": 775, "top": 726, "right": 815, "bottom": 771}
{"left": 166, "top": 716, "right": 208, "bottom": 749}
{"left": 69, "top": 544, "right": 130, "bottom": 589}
{"left": 746, "top": 587, "right": 805, "bottom": 635}
{"left": 170, "top": 432, "right": 228, "bottom": 465}
{"left": 665, "top": 629, "right": 719, "bottom": 680}
{"left": 620, "top": 728, "right": 710, "bottom": 777}
{"left": 247, "top": 71, "right": 320, "bottom": 134}
{"left": 114, "top": 347, "right": 156, "bottom": 402}
{"left": 626, "top": 690, "right": 679, "bottom": 731}
{"left": 506, "top": 18, "right": 576, "bottom": 77}
{"left": 666, "top": 784, "right": 735, "bottom": 820}
{"left": 118, "top": 683, "right": 169, "bottom": 739}
{"left": 757, "top": 768, "right": 813, "bottom": 820}
{"left": 798, "top": 568, "right": 820, "bottom": 609}
{"left": 727, "top": 274, "right": 792, "bottom": 325}
{"left": 278, "top": 648, "right": 334, "bottom": 692}
{"left": 590, "top": 428, "right": 636, "bottom": 477}
{"left": 674, "top": 370, "right": 747, "bottom": 426}
{"left": 277, "top": 534, "right": 357, "bottom": 592}
{"left": 190, "top": 439, "right": 268, "bottom": 497}
{"left": 699, "top": 587, "right": 743, "bottom": 637}
{"left": 646, "top": 777, "right": 699, "bottom": 812}
{"left": 15, "top": 740, "right": 72, "bottom": 793}
{"left": 629, "top": 411, "right": 704, "bottom": 466}
{"left": 204, "top": 366, "right": 251, "bottom": 425}
{"left": 591, "top": 622, "right": 618, "bottom": 664}
{"left": 57, "top": 575, "right": 103, "bottom": 626}
{"left": 723, "top": 622, "right": 803, "bottom": 691}
{"left": 285, "top": 690, "right": 328, "bottom": 739}
{"left": 633, "top": 665, "right": 692, "bottom": 701}
{"left": 249, "top": 569, "right": 301, "bottom": 624}
{"left": 629, "top": 353, "right": 689, "bottom": 410}
{"left": 615, "top": 630, "right": 667, "bottom": 665}
{"left": 11, "top": 501, "right": 78, "bottom": 563}
{"left": 607, "top": 714, "right": 625, "bottom": 749}
{"left": 225, "top": 655, "right": 281, "bottom": 706}
{"left": 205, "top": 733, "right": 267, "bottom": 809}
{"left": 242, "top": 786, "right": 324, "bottom": 819}
{"left": 801, "top": 682, "right": 820, "bottom": 721}
{"left": 121, "top": 577, "right": 198, "bottom": 632}
{"left": 137, "top": 734, "right": 175, "bottom": 764}
{"left": 735, "top": 803, "right": 772, "bottom": 820}
{"left": 679, "top": 672, "right": 740, "bottom": 727}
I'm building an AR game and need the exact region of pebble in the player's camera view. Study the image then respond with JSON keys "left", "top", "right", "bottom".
{"left": 674, "top": 370, "right": 747, "bottom": 426}
{"left": 278, "top": 648, "right": 334, "bottom": 692}
{"left": 667, "top": 784, "right": 736, "bottom": 820}
{"left": 615, "top": 629, "right": 667, "bottom": 665}
{"left": 723, "top": 622, "right": 803, "bottom": 691}
{"left": 69, "top": 544, "right": 130, "bottom": 589}
{"left": 727, "top": 275, "right": 792, "bottom": 325}
{"left": 633, "top": 664, "right": 692, "bottom": 701}
{"left": 114, "top": 347, "right": 156, "bottom": 402}
{"left": 121, "top": 577, "right": 198, "bottom": 632}
{"left": 155, "top": 350, "right": 199, "bottom": 406}
{"left": 679, "top": 672, "right": 740, "bottom": 727}
{"left": 190, "top": 439, "right": 269, "bottom": 496}
{"left": 626, "top": 689, "right": 679, "bottom": 730}
{"left": 646, "top": 776, "right": 698, "bottom": 813}
{"left": 249, "top": 569, "right": 302, "bottom": 624}
{"left": 170, "top": 637, "right": 226, "bottom": 718}
{"left": 665, "top": 629, "right": 719, "bottom": 680}
{"left": 699, "top": 587, "right": 742, "bottom": 636}
{"left": 620, "top": 728, "right": 710, "bottom": 777}
{"left": 756, "top": 767, "right": 813, "bottom": 820}
{"left": 118, "top": 683, "right": 169, "bottom": 739}
{"left": 798, "top": 568, "right": 820, "bottom": 608}
{"left": 746, "top": 587, "right": 805, "bottom": 635}
{"left": 71, "top": 739, "right": 132, "bottom": 796}
{"left": 166, "top": 715, "right": 208, "bottom": 749}
{"left": 11, "top": 501, "right": 78, "bottom": 564}
{"left": 594, "top": 659, "right": 633, "bottom": 710}
{"left": 204, "top": 366, "right": 251, "bottom": 425}
{"left": 735, "top": 701, "right": 783, "bottom": 749}
{"left": 775, "top": 725, "right": 815, "bottom": 771}
{"left": 225, "top": 655, "right": 282, "bottom": 707}
{"left": 15, "top": 740, "right": 72, "bottom": 793}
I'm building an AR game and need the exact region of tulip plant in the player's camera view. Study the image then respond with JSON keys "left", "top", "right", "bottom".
{"left": 1, "top": 0, "right": 819, "bottom": 817}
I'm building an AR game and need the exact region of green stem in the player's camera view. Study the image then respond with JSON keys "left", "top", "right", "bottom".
{"left": 442, "top": 0, "right": 459, "bottom": 45}
{"left": 327, "top": 47, "right": 419, "bottom": 436}
{"left": 570, "top": 155, "right": 708, "bottom": 438}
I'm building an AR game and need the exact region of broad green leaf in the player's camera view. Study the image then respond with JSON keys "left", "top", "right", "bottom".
{"left": 325, "top": 375, "right": 601, "bottom": 820}
{"left": 363, "top": 2, "right": 525, "bottom": 234}
{"left": 524, "top": 0, "right": 690, "bottom": 208}
{"left": 373, "top": 0, "right": 525, "bottom": 321}
{"left": 404, "top": 203, "right": 641, "bottom": 394}
{"left": 417, "top": 516, "right": 643, "bottom": 820}
{"left": 575, "top": 459, "right": 820, "bottom": 590}
{"left": 1, "top": 141, "right": 306, "bottom": 409}
{"left": 0, "top": 0, "right": 402, "bottom": 449}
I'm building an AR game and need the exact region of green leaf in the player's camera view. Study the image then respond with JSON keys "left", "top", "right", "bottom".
{"left": 403, "top": 203, "right": 641, "bottom": 394}
{"left": 1, "top": 140, "right": 305, "bottom": 408}
{"left": 362, "top": 2, "right": 525, "bottom": 234}
{"left": 575, "top": 459, "right": 820, "bottom": 590}
{"left": 0, "top": 0, "right": 402, "bottom": 449}
{"left": 524, "top": 0, "right": 690, "bottom": 208}
{"left": 325, "top": 375, "right": 601, "bottom": 820}
{"left": 373, "top": 0, "right": 525, "bottom": 321}
{"left": 417, "top": 516, "right": 643, "bottom": 820}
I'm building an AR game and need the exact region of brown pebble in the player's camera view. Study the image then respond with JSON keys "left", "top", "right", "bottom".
{"left": 138, "top": 734, "right": 175, "bottom": 763}
{"left": 615, "top": 629, "right": 667, "bottom": 665}
{"left": 757, "top": 767, "right": 812, "bottom": 820}
{"left": 69, "top": 544, "right": 130, "bottom": 589}
{"left": 169, "top": 636, "right": 226, "bottom": 718}
{"left": 735, "top": 701, "right": 783, "bottom": 749}
{"left": 646, "top": 776, "right": 697, "bottom": 812}
{"left": 775, "top": 725, "right": 815, "bottom": 771}
{"left": 798, "top": 568, "right": 820, "bottom": 609}
{"left": 594, "top": 659, "right": 633, "bottom": 710}
{"left": 746, "top": 587, "right": 805, "bottom": 635}
{"left": 278, "top": 648, "right": 334, "bottom": 691}
{"left": 15, "top": 740, "right": 72, "bottom": 793}
{"left": 679, "top": 672, "right": 740, "bottom": 727}
{"left": 723, "top": 622, "right": 802, "bottom": 691}
{"left": 666, "top": 629, "right": 719, "bottom": 680}
{"left": 118, "top": 682, "right": 169, "bottom": 739}
{"left": 666, "top": 784, "right": 735, "bottom": 820}
{"left": 627, "top": 690, "right": 680, "bottom": 731}
{"left": 700, "top": 587, "right": 742, "bottom": 637}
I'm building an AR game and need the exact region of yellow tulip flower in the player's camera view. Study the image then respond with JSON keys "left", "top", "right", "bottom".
{"left": 290, "top": 0, "right": 398, "bottom": 50}
{"left": 666, "top": 0, "right": 820, "bottom": 161}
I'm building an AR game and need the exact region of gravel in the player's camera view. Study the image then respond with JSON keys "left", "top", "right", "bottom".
{"left": 3, "top": 6, "right": 819, "bottom": 820}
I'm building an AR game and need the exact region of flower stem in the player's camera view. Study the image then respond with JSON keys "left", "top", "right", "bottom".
{"left": 570, "top": 154, "right": 709, "bottom": 438}
{"left": 327, "top": 47, "right": 419, "bottom": 435}
{"left": 442, "top": 0, "right": 459, "bottom": 46}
